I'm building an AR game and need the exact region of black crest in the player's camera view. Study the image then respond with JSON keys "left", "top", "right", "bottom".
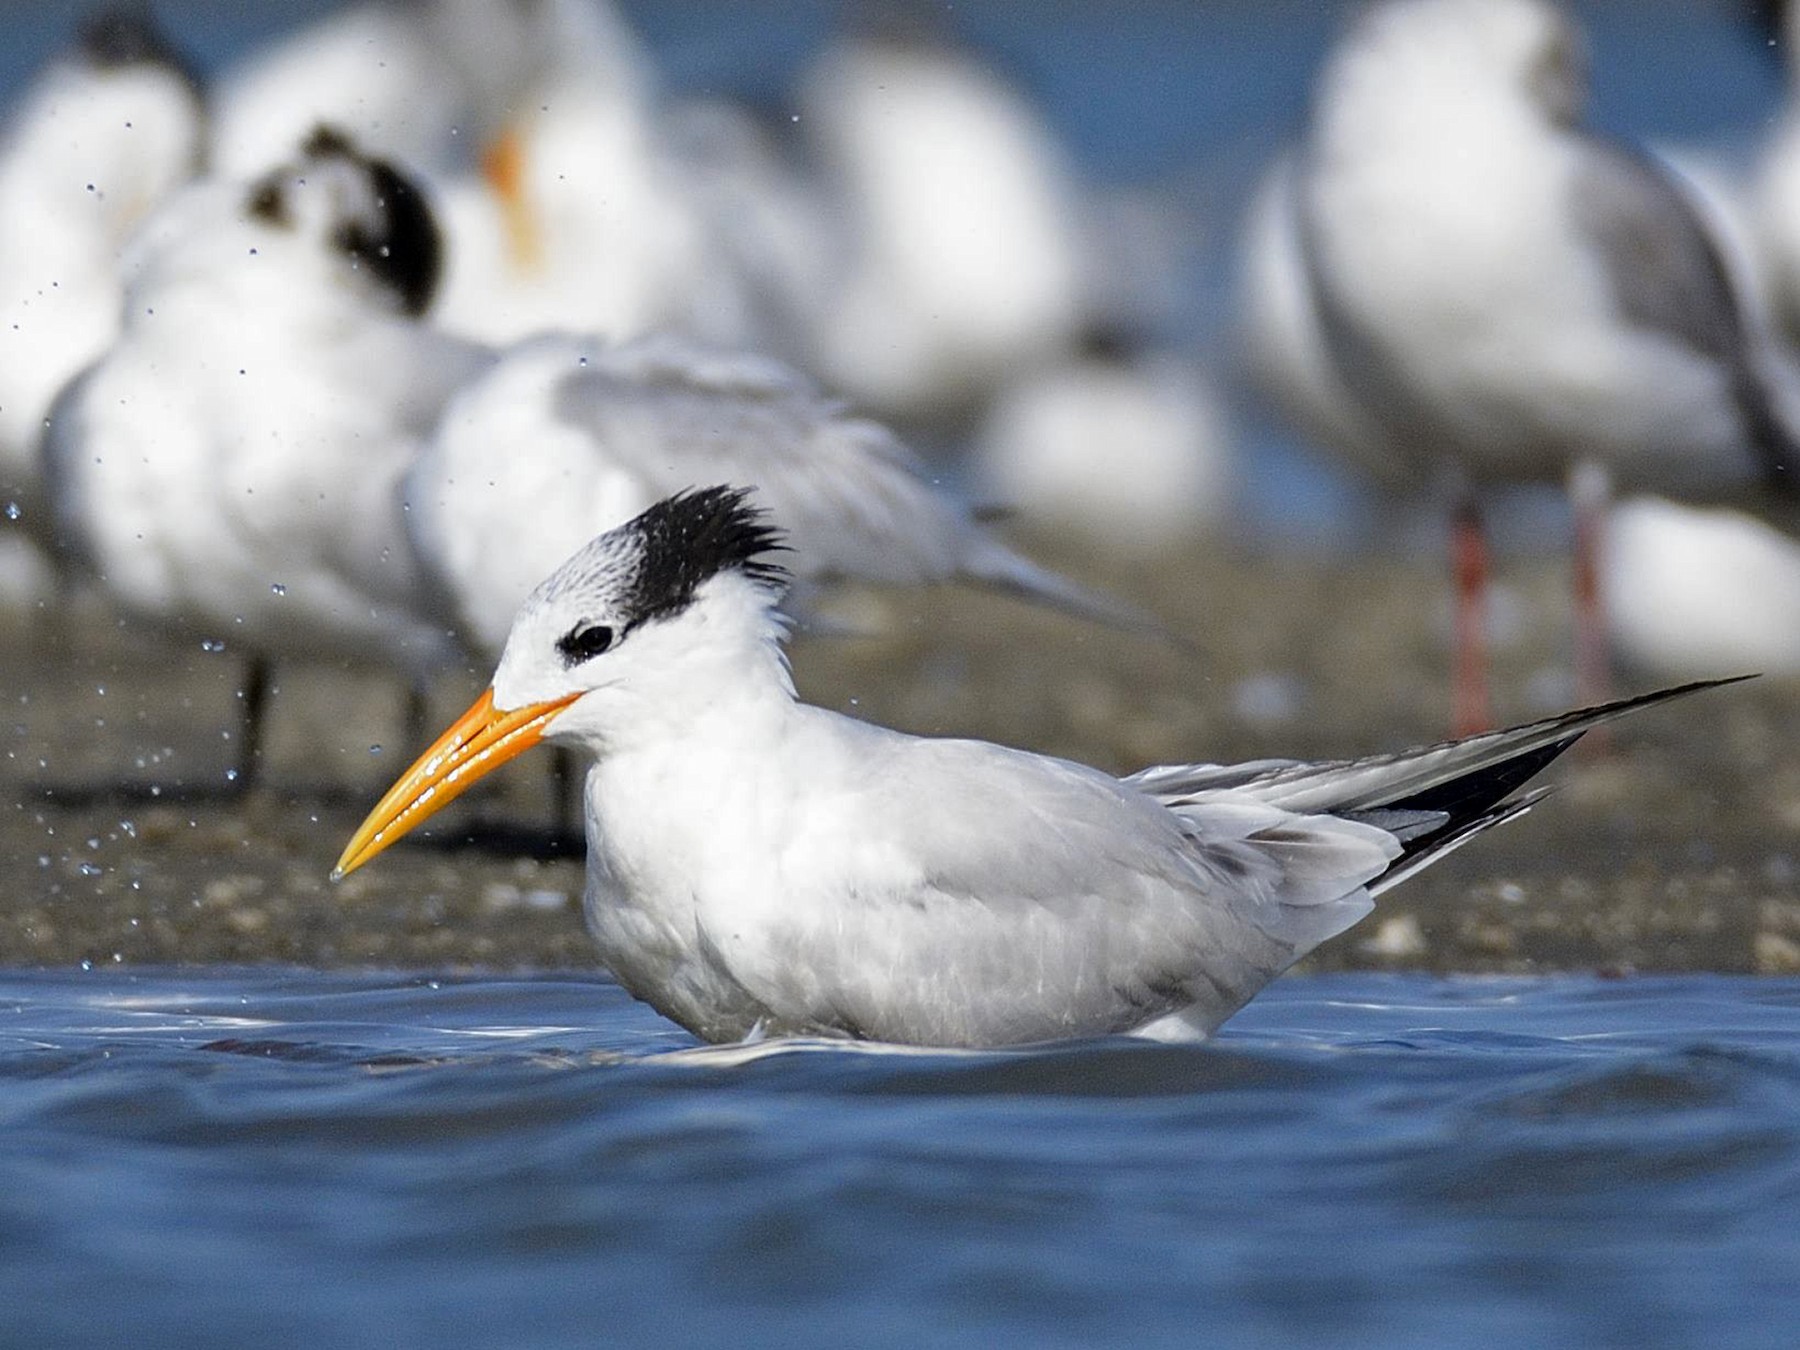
{"left": 622, "top": 486, "right": 789, "bottom": 629}
{"left": 304, "top": 125, "right": 443, "bottom": 318}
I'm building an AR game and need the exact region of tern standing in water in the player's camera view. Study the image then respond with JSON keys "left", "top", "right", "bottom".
{"left": 337, "top": 487, "right": 1735, "bottom": 1048}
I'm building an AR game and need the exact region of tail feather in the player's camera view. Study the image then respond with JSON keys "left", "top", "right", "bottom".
{"left": 1144, "top": 673, "right": 1749, "bottom": 813}
{"left": 1137, "top": 675, "right": 1749, "bottom": 897}
{"left": 1365, "top": 787, "right": 1551, "bottom": 898}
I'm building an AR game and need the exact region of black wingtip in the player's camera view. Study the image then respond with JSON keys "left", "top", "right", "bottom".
{"left": 1374, "top": 674, "right": 1752, "bottom": 879}
{"left": 1551, "top": 672, "right": 1759, "bottom": 727}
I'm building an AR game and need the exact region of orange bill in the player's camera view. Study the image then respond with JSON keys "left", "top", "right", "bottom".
{"left": 332, "top": 686, "right": 578, "bottom": 879}
{"left": 480, "top": 123, "right": 542, "bottom": 271}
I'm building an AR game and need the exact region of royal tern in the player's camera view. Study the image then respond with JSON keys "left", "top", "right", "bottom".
{"left": 211, "top": 0, "right": 608, "bottom": 179}
{"left": 423, "top": 3, "right": 755, "bottom": 349}
{"left": 407, "top": 331, "right": 1151, "bottom": 657}
{"left": 216, "top": 1, "right": 711, "bottom": 352}
{"left": 336, "top": 485, "right": 1735, "bottom": 1047}
{"left": 44, "top": 127, "right": 490, "bottom": 781}
{"left": 793, "top": 21, "right": 1086, "bottom": 421}
{"left": 0, "top": 9, "right": 204, "bottom": 533}
{"left": 973, "top": 331, "right": 1235, "bottom": 556}
{"left": 1267, "top": 0, "right": 1798, "bottom": 727}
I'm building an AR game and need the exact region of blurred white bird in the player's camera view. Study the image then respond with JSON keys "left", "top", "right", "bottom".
{"left": 973, "top": 330, "right": 1235, "bottom": 556}
{"left": 216, "top": 0, "right": 728, "bottom": 354}
{"left": 210, "top": 0, "right": 594, "bottom": 178}
{"left": 1237, "top": 151, "right": 1390, "bottom": 486}
{"left": 44, "top": 128, "right": 491, "bottom": 781}
{"left": 407, "top": 330, "right": 1150, "bottom": 657}
{"left": 1756, "top": 0, "right": 1800, "bottom": 351}
{"left": 793, "top": 21, "right": 1087, "bottom": 422}
{"left": 0, "top": 10, "right": 204, "bottom": 533}
{"left": 1258, "top": 0, "right": 1799, "bottom": 729}
{"left": 1605, "top": 496, "right": 1800, "bottom": 679}
{"left": 428, "top": 39, "right": 736, "bottom": 349}
{"left": 336, "top": 485, "right": 1733, "bottom": 1047}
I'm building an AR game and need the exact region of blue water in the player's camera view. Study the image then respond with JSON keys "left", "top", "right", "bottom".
{"left": 3, "top": 969, "right": 1799, "bottom": 1349}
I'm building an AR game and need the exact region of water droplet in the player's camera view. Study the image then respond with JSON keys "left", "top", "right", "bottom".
{"left": 201, "top": 638, "right": 225, "bottom": 653}
{"left": 79, "top": 959, "right": 92, "bottom": 972}
{"left": 368, "top": 744, "right": 382, "bottom": 756}
{"left": 224, "top": 769, "right": 239, "bottom": 783}
{"left": 77, "top": 862, "right": 102, "bottom": 877}
{"left": 119, "top": 820, "right": 136, "bottom": 839}
{"left": 270, "top": 583, "right": 286, "bottom": 596}
{"left": 3, "top": 502, "right": 18, "bottom": 521}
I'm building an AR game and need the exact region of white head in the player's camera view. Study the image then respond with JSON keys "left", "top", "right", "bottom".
{"left": 493, "top": 484, "right": 794, "bottom": 741}
{"left": 1321, "top": 0, "right": 1587, "bottom": 131}
{"left": 120, "top": 125, "right": 443, "bottom": 320}
{"left": 334, "top": 487, "right": 791, "bottom": 877}
{"left": 7, "top": 10, "right": 207, "bottom": 238}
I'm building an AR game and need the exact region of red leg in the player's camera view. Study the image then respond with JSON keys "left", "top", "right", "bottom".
{"left": 1451, "top": 498, "right": 1491, "bottom": 736}
{"left": 1568, "top": 461, "right": 1612, "bottom": 712}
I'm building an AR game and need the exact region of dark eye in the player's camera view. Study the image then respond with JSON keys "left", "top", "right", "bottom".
{"left": 556, "top": 623, "right": 615, "bottom": 666}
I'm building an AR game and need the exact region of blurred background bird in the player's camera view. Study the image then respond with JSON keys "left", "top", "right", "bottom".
{"left": 0, "top": 9, "right": 204, "bottom": 603}
{"left": 2, "top": 0, "right": 1797, "bottom": 795}
{"left": 1242, "top": 0, "right": 1800, "bottom": 732}
{"left": 42, "top": 127, "right": 488, "bottom": 785}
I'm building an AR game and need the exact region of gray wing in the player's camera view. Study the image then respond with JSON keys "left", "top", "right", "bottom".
{"left": 552, "top": 334, "right": 972, "bottom": 585}
{"left": 744, "top": 735, "right": 1399, "bottom": 1046}
{"left": 552, "top": 335, "right": 1159, "bottom": 630}
{"left": 1573, "top": 137, "right": 1799, "bottom": 487}
{"left": 1131, "top": 676, "right": 1745, "bottom": 895}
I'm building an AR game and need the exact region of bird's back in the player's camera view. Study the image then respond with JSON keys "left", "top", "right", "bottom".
{"left": 579, "top": 703, "right": 1397, "bottom": 1046}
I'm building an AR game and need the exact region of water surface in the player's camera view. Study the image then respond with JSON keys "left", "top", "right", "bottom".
{"left": 3, "top": 969, "right": 1799, "bottom": 1348}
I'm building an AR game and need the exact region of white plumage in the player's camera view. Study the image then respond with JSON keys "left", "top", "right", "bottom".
{"left": 793, "top": 26, "right": 1087, "bottom": 421}
{"left": 973, "top": 340, "right": 1234, "bottom": 554}
{"left": 1290, "top": 0, "right": 1795, "bottom": 495}
{"left": 0, "top": 15, "right": 203, "bottom": 528}
{"left": 1605, "top": 497, "right": 1800, "bottom": 679}
{"left": 337, "top": 487, "right": 1727, "bottom": 1047}
{"left": 44, "top": 130, "right": 488, "bottom": 675}
{"left": 408, "top": 331, "right": 1144, "bottom": 656}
